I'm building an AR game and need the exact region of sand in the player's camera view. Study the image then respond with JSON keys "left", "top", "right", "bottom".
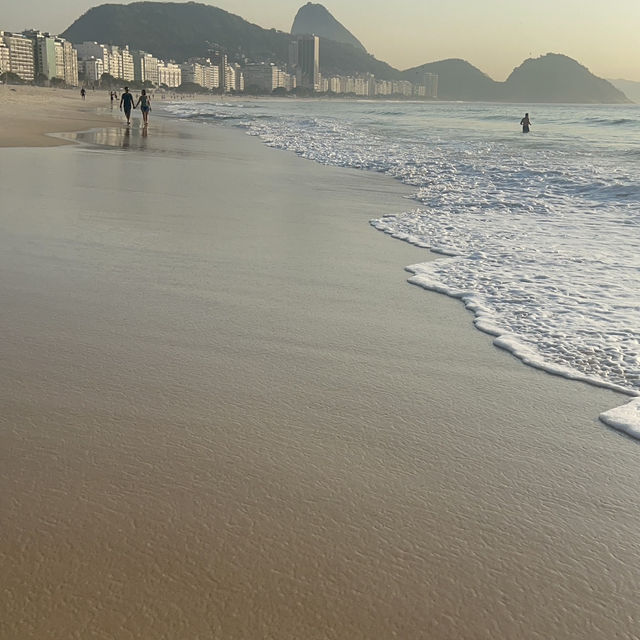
{"left": 0, "top": 85, "right": 122, "bottom": 147}
{"left": 1, "top": 107, "right": 639, "bottom": 639}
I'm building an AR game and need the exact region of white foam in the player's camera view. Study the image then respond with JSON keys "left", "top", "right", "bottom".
{"left": 600, "top": 399, "right": 640, "bottom": 439}
{"left": 163, "top": 99, "right": 640, "bottom": 437}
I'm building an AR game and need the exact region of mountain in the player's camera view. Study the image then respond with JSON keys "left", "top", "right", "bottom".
{"left": 291, "top": 2, "right": 366, "bottom": 52}
{"left": 403, "top": 59, "right": 500, "bottom": 101}
{"left": 608, "top": 79, "right": 640, "bottom": 103}
{"left": 62, "top": 2, "right": 288, "bottom": 64}
{"left": 61, "top": 1, "right": 395, "bottom": 78}
{"left": 403, "top": 54, "right": 629, "bottom": 103}
{"left": 503, "top": 54, "right": 629, "bottom": 104}
{"left": 62, "top": 3, "right": 629, "bottom": 102}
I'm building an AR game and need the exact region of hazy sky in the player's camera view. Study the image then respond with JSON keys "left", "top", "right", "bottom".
{"left": 3, "top": 0, "right": 640, "bottom": 81}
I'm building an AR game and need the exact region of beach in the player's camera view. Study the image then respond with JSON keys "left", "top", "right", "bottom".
{"left": 0, "top": 85, "right": 121, "bottom": 147}
{"left": 1, "top": 93, "right": 640, "bottom": 639}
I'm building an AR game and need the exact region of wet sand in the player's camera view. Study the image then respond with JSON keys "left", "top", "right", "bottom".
{"left": 1, "top": 118, "right": 639, "bottom": 639}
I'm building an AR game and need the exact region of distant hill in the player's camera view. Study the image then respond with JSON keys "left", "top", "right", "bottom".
{"left": 62, "top": 2, "right": 288, "bottom": 64}
{"left": 403, "top": 54, "right": 629, "bottom": 103}
{"left": 403, "top": 59, "right": 499, "bottom": 101}
{"left": 62, "top": 3, "right": 630, "bottom": 102}
{"left": 503, "top": 54, "right": 629, "bottom": 103}
{"left": 291, "top": 2, "right": 366, "bottom": 52}
{"left": 61, "top": 1, "right": 396, "bottom": 79}
{"left": 608, "top": 79, "right": 640, "bottom": 103}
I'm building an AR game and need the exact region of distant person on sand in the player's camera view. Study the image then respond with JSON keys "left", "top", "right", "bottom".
{"left": 520, "top": 113, "right": 531, "bottom": 133}
{"left": 119, "top": 87, "right": 135, "bottom": 126}
{"left": 80, "top": 87, "right": 85, "bottom": 100}
{"left": 135, "top": 89, "right": 151, "bottom": 126}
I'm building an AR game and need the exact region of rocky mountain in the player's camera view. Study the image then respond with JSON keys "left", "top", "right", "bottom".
{"left": 403, "top": 54, "right": 628, "bottom": 103}
{"left": 503, "top": 54, "right": 629, "bottom": 103}
{"left": 62, "top": 2, "right": 629, "bottom": 103}
{"left": 607, "top": 79, "right": 640, "bottom": 103}
{"left": 403, "top": 59, "right": 500, "bottom": 101}
{"left": 291, "top": 2, "right": 366, "bottom": 52}
{"left": 61, "top": 1, "right": 396, "bottom": 78}
{"left": 62, "top": 2, "right": 288, "bottom": 64}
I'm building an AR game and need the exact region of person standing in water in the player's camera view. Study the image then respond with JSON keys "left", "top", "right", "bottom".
{"left": 135, "top": 89, "right": 151, "bottom": 127}
{"left": 119, "top": 87, "right": 135, "bottom": 126}
{"left": 520, "top": 113, "right": 531, "bottom": 133}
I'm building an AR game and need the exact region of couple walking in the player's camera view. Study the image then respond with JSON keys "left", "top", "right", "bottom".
{"left": 119, "top": 87, "right": 151, "bottom": 126}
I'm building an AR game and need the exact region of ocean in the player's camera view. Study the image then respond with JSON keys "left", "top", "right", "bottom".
{"left": 160, "top": 98, "right": 640, "bottom": 437}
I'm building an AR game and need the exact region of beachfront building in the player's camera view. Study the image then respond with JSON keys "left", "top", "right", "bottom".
{"left": 0, "top": 40, "right": 10, "bottom": 75}
{"left": 22, "top": 30, "right": 57, "bottom": 81}
{"left": 209, "top": 51, "right": 227, "bottom": 92}
{"left": 54, "top": 38, "right": 78, "bottom": 86}
{"left": 244, "top": 62, "right": 279, "bottom": 92}
{"left": 422, "top": 72, "right": 438, "bottom": 98}
{"left": 289, "top": 34, "right": 319, "bottom": 91}
{"left": 75, "top": 42, "right": 110, "bottom": 77}
{"left": 226, "top": 63, "right": 244, "bottom": 92}
{"left": 79, "top": 57, "right": 104, "bottom": 83}
{"left": 243, "top": 62, "right": 295, "bottom": 93}
{"left": 76, "top": 41, "right": 134, "bottom": 82}
{"left": 180, "top": 60, "right": 220, "bottom": 90}
{"left": 132, "top": 51, "right": 159, "bottom": 85}
{"left": 1, "top": 32, "right": 35, "bottom": 81}
{"left": 157, "top": 61, "right": 181, "bottom": 88}
{"left": 391, "top": 80, "right": 413, "bottom": 97}
{"left": 121, "top": 47, "right": 134, "bottom": 82}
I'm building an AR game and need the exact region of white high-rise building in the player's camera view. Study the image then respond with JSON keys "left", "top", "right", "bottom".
{"left": 53, "top": 38, "right": 78, "bottom": 85}
{"left": 121, "top": 47, "right": 134, "bottom": 82}
{"left": 1, "top": 32, "right": 35, "bottom": 81}
{"left": 79, "top": 57, "right": 104, "bottom": 83}
{"left": 157, "top": 61, "right": 182, "bottom": 88}
{"left": 23, "top": 30, "right": 57, "bottom": 80}
{"left": 0, "top": 40, "right": 11, "bottom": 75}
{"left": 133, "top": 51, "right": 158, "bottom": 85}
{"left": 76, "top": 41, "right": 110, "bottom": 76}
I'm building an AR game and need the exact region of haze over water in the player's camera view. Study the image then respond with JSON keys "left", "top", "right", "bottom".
{"left": 162, "top": 99, "right": 640, "bottom": 435}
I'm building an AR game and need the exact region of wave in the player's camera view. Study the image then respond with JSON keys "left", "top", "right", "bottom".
{"left": 585, "top": 116, "right": 637, "bottom": 126}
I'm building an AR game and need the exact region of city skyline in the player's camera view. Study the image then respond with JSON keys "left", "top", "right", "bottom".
{"left": 4, "top": 0, "right": 640, "bottom": 82}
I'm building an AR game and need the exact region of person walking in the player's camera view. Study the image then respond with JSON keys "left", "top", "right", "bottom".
{"left": 80, "top": 87, "right": 85, "bottom": 100}
{"left": 119, "top": 87, "right": 135, "bottom": 126}
{"left": 520, "top": 112, "right": 531, "bottom": 133}
{"left": 135, "top": 89, "right": 151, "bottom": 127}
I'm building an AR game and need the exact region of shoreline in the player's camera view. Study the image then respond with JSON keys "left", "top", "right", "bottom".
{"left": 0, "top": 85, "right": 127, "bottom": 147}
{"left": 2, "top": 101, "right": 639, "bottom": 638}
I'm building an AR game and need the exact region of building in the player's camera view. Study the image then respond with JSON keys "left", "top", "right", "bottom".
{"left": 121, "top": 47, "right": 134, "bottom": 82}
{"left": 132, "top": 50, "right": 159, "bottom": 85}
{"left": 75, "top": 41, "right": 110, "bottom": 76}
{"left": 79, "top": 57, "right": 104, "bottom": 83}
{"left": 423, "top": 72, "right": 438, "bottom": 98}
{"left": 180, "top": 60, "right": 219, "bottom": 89}
{"left": 290, "top": 34, "right": 319, "bottom": 91}
{"left": 23, "top": 30, "right": 57, "bottom": 80}
{"left": 1, "top": 31, "right": 35, "bottom": 81}
{"left": 243, "top": 62, "right": 291, "bottom": 93}
{"left": 0, "top": 40, "right": 10, "bottom": 75}
{"left": 157, "top": 61, "right": 181, "bottom": 88}
{"left": 209, "top": 51, "right": 227, "bottom": 91}
{"left": 54, "top": 38, "right": 78, "bottom": 86}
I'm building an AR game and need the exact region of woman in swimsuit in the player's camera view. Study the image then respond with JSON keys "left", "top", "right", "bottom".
{"left": 520, "top": 113, "right": 531, "bottom": 133}
{"left": 135, "top": 89, "right": 151, "bottom": 126}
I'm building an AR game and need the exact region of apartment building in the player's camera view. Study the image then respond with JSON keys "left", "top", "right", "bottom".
{"left": 157, "top": 61, "right": 182, "bottom": 87}
{"left": 1, "top": 32, "right": 35, "bottom": 81}
{"left": 0, "top": 40, "right": 10, "bottom": 74}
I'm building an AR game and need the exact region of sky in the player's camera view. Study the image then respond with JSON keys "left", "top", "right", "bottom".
{"left": 3, "top": 0, "right": 640, "bottom": 81}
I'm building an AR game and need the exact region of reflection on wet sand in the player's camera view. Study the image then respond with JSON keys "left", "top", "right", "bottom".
{"left": 82, "top": 125, "right": 149, "bottom": 150}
